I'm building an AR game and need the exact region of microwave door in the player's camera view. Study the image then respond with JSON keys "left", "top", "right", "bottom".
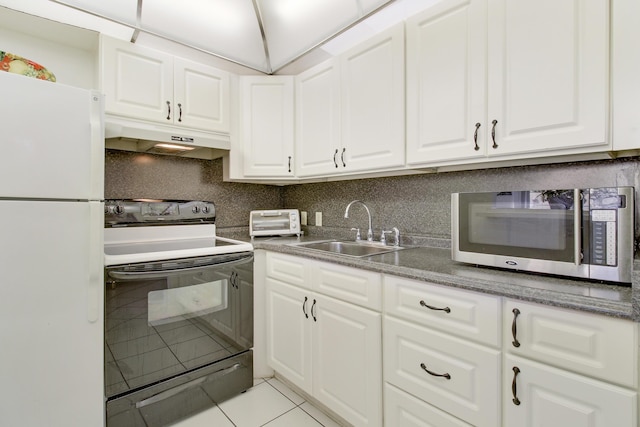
{"left": 464, "top": 195, "right": 575, "bottom": 259}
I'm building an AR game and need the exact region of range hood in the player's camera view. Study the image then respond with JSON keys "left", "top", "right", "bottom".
{"left": 104, "top": 115, "right": 230, "bottom": 160}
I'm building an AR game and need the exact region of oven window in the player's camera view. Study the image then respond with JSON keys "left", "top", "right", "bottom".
{"left": 458, "top": 191, "right": 576, "bottom": 262}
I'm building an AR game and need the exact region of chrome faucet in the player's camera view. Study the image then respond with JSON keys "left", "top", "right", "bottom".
{"left": 381, "top": 227, "right": 400, "bottom": 246}
{"left": 344, "top": 200, "right": 373, "bottom": 242}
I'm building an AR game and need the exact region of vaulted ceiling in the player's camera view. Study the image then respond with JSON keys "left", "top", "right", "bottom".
{"left": 49, "top": 0, "right": 395, "bottom": 74}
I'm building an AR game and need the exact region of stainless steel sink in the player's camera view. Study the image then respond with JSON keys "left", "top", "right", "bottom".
{"left": 292, "top": 240, "right": 403, "bottom": 257}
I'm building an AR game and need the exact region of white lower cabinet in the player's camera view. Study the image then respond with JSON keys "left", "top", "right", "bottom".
{"left": 265, "top": 252, "right": 382, "bottom": 427}
{"left": 265, "top": 257, "right": 639, "bottom": 427}
{"left": 383, "top": 275, "right": 501, "bottom": 427}
{"left": 384, "top": 316, "right": 500, "bottom": 427}
{"left": 504, "top": 354, "right": 637, "bottom": 427}
{"left": 384, "top": 383, "right": 472, "bottom": 427}
{"left": 503, "top": 299, "right": 638, "bottom": 427}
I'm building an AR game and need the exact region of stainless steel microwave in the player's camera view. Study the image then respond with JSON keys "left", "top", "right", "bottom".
{"left": 451, "top": 187, "right": 635, "bottom": 283}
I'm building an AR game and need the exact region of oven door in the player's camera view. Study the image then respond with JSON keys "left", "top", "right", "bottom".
{"left": 104, "top": 252, "right": 253, "bottom": 425}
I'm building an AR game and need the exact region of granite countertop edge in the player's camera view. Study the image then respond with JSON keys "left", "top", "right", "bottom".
{"left": 250, "top": 237, "right": 635, "bottom": 321}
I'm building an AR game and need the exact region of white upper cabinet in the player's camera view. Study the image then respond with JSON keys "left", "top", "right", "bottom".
{"left": 296, "top": 24, "right": 405, "bottom": 178}
{"left": 487, "top": 0, "right": 609, "bottom": 157}
{"left": 101, "top": 36, "right": 230, "bottom": 133}
{"left": 407, "top": 0, "right": 610, "bottom": 167}
{"left": 295, "top": 58, "right": 341, "bottom": 177}
{"left": 406, "top": 0, "right": 487, "bottom": 164}
{"left": 239, "top": 76, "right": 295, "bottom": 178}
{"left": 340, "top": 23, "right": 406, "bottom": 173}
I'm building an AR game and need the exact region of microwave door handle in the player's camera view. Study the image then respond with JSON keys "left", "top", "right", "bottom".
{"left": 574, "top": 188, "right": 582, "bottom": 266}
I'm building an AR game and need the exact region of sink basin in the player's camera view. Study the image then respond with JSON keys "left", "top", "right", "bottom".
{"left": 292, "top": 240, "right": 403, "bottom": 257}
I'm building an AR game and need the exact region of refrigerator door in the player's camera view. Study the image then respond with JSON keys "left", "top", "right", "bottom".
{"left": 0, "top": 200, "right": 104, "bottom": 426}
{"left": 0, "top": 72, "right": 104, "bottom": 201}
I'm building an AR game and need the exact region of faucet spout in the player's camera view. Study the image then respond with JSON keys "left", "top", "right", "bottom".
{"left": 344, "top": 200, "right": 373, "bottom": 242}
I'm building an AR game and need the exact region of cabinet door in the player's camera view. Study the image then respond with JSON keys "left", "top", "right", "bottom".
{"left": 174, "top": 58, "right": 230, "bottom": 133}
{"left": 101, "top": 36, "right": 173, "bottom": 123}
{"left": 265, "top": 278, "right": 312, "bottom": 394}
{"left": 504, "top": 354, "right": 637, "bottom": 427}
{"left": 406, "top": 0, "right": 487, "bottom": 165}
{"left": 487, "top": 0, "right": 609, "bottom": 156}
{"left": 295, "top": 58, "right": 341, "bottom": 177}
{"left": 240, "top": 76, "right": 295, "bottom": 178}
{"left": 504, "top": 299, "right": 638, "bottom": 389}
{"left": 384, "top": 316, "right": 500, "bottom": 427}
{"left": 341, "top": 23, "right": 405, "bottom": 173}
{"left": 313, "top": 294, "right": 382, "bottom": 427}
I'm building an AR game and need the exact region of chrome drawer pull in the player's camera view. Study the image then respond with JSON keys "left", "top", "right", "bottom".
{"left": 419, "top": 300, "right": 451, "bottom": 313}
{"left": 511, "top": 308, "right": 521, "bottom": 347}
{"left": 420, "top": 363, "right": 451, "bottom": 380}
{"left": 511, "top": 366, "right": 521, "bottom": 405}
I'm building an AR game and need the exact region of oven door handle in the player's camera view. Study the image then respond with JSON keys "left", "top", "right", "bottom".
{"left": 108, "top": 254, "right": 253, "bottom": 281}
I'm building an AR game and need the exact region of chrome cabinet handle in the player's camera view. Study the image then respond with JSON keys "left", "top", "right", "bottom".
{"left": 302, "top": 296, "right": 309, "bottom": 319}
{"left": 473, "top": 122, "right": 481, "bottom": 151}
{"left": 512, "top": 366, "right": 521, "bottom": 405}
{"left": 420, "top": 363, "right": 451, "bottom": 380}
{"left": 341, "top": 148, "right": 346, "bottom": 167}
{"left": 311, "top": 299, "right": 317, "bottom": 322}
{"left": 491, "top": 119, "right": 498, "bottom": 148}
{"left": 420, "top": 300, "right": 451, "bottom": 314}
{"left": 333, "top": 149, "right": 339, "bottom": 168}
{"left": 511, "top": 308, "right": 521, "bottom": 347}
{"left": 178, "top": 103, "right": 182, "bottom": 122}
{"left": 166, "top": 101, "right": 171, "bottom": 120}
{"left": 288, "top": 156, "right": 292, "bottom": 173}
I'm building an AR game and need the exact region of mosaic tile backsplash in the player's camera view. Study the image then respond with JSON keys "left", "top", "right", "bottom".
{"left": 105, "top": 150, "right": 640, "bottom": 243}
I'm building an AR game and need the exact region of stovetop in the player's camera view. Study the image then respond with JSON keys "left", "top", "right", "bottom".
{"left": 103, "top": 200, "right": 253, "bottom": 266}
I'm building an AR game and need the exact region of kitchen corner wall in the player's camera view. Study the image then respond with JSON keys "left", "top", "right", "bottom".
{"left": 105, "top": 149, "right": 640, "bottom": 242}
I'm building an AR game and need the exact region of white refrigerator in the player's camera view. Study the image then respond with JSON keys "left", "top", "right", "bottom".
{"left": 0, "top": 71, "right": 104, "bottom": 426}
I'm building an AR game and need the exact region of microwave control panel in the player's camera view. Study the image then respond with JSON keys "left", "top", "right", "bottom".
{"left": 590, "top": 209, "right": 617, "bottom": 266}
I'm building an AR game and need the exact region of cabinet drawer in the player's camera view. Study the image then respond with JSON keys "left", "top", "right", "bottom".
{"left": 384, "top": 317, "right": 500, "bottom": 427}
{"left": 385, "top": 383, "right": 472, "bottom": 427}
{"left": 504, "top": 299, "right": 638, "bottom": 389}
{"left": 265, "top": 252, "right": 308, "bottom": 289}
{"left": 504, "top": 354, "right": 637, "bottom": 427}
{"left": 384, "top": 275, "right": 501, "bottom": 347}
{"left": 313, "top": 261, "right": 382, "bottom": 310}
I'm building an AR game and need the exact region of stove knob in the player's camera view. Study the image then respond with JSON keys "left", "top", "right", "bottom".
{"left": 202, "top": 205, "right": 210, "bottom": 214}
{"left": 192, "top": 206, "right": 200, "bottom": 214}
{"left": 114, "top": 204, "right": 125, "bottom": 215}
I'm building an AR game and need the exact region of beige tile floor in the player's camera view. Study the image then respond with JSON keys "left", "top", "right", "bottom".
{"left": 171, "top": 378, "right": 344, "bottom": 427}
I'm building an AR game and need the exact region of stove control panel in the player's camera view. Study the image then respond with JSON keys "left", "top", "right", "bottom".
{"left": 105, "top": 199, "right": 216, "bottom": 226}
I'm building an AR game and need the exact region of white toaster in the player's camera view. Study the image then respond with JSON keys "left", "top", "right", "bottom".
{"left": 249, "top": 209, "right": 301, "bottom": 237}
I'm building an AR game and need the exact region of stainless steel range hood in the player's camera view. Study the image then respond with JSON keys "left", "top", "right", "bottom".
{"left": 105, "top": 115, "right": 230, "bottom": 160}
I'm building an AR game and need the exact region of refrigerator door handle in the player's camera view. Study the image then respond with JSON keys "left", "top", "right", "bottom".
{"left": 87, "top": 203, "right": 103, "bottom": 323}
{"left": 89, "top": 91, "right": 104, "bottom": 201}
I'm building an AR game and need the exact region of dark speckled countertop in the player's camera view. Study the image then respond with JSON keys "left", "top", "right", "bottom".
{"left": 248, "top": 235, "right": 637, "bottom": 321}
